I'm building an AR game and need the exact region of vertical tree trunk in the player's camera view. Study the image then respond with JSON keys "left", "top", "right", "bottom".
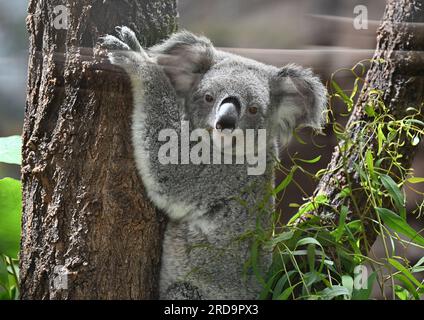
{"left": 311, "top": 0, "right": 424, "bottom": 248}
{"left": 20, "top": 0, "right": 177, "bottom": 299}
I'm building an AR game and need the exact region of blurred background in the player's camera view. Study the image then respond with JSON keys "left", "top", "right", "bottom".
{"left": 0, "top": 0, "right": 422, "bottom": 298}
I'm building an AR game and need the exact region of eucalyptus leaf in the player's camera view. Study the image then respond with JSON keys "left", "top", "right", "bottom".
{"left": 394, "top": 285, "right": 410, "bottom": 300}
{"left": 277, "top": 285, "right": 296, "bottom": 300}
{"left": 376, "top": 207, "right": 424, "bottom": 247}
{"left": 380, "top": 174, "right": 406, "bottom": 219}
{"left": 394, "top": 275, "right": 419, "bottom": 300}
{"left": 332, "top": 206, "right": 348, "bottom": 242}
{"left": 273, "top": 166, "right": 296, "bottom": 195}
{"left": 295, "top": 155, "right": 321, "bottom": 164}
{"left": 272, "top": 270, "right": 296, "bottom": 300}
{"left": 320, "top": 285, "right": 350, "bottom": 300}
{"left": 365, "top": 150, "right": 374, "bottom": 179}
{"left": 296, "top": 237, "right": 322, "bottom": 248}
{"left": 388, "top": 258, "right": 422, "bottom": 288}
{"left": 332, "top": 81, "right": 352, "bottom": 109}
{"left": 412, "top": 256, "right": 424, "bottom": 273}
{"left": 271, "top": 231, "right": 294, "bottom": 246}
{"left": 407, "top": 177, "right": 424, "bottom": 184}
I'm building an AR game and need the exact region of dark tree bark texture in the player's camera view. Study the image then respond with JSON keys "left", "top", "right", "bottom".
{"left": 20, "top": 0, "right": 177, "bottom": 299}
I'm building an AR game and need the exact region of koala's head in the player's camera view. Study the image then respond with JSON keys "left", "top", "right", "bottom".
{"left": 150, "top": 31, "right": 327, "bottom": 149}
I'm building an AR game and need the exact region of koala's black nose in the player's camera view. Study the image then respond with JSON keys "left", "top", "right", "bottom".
{"left": 216, "top": 115, "right": 237, "bottom": 131}
{"left": 216, "top": 97, "right": 240, "bottom": 131}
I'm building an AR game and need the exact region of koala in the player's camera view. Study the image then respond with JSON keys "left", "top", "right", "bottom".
{"left": 99, "top": 26, "right": 327, "bottom": 300}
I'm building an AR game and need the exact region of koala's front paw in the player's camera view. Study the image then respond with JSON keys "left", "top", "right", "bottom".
{"left": 98, "top": 26, "right": 151, "bottom": 69}
{"left": 114, "top": 26, "right": 143, "bottom": 53}
{"left": 163, "top": 281, "right": 202, "bottom": 300}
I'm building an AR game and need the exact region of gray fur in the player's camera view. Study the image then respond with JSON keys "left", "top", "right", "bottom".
{"left": 99, "top": 27, "right": 327, "bottom": 300}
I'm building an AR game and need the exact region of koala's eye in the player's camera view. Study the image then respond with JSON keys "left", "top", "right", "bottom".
{"left": 247, "top": 106, "right": 258, "bottom": 115}
{"left": 204, "top": 94, "right": 214, "bottom": 103}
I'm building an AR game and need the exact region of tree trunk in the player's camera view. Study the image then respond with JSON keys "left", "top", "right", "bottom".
{"left": 311, "top": 0, "right": 424, "bottom": 250}
{"left": 20, "top": 0, "right": 177, "bottom": 299}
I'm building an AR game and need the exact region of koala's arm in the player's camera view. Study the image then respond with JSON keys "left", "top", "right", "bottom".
{"left": 99, "top": 27, "right": 210, "bottom": 220}
{"left": 99, "top": 27, "right": 181, "bottom": 134}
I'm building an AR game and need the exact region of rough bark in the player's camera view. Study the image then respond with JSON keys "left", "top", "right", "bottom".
{"left": 20, "top": 0, "right": 177, "bottom": 299}
{"left": 312, "top": 0, "right": 424, "bottom": 249}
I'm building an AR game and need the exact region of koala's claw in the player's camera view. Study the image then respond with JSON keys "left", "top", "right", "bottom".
{"left": 99, "top": 26, "right": 152, "bottom": 68}
{"left": 114, "top": 26, "right": 143, "bottom": 53}
{"left": 98, "top": 34, "right": 130, "bottom": 51}
{"left": 98, "top": 35, "right": 133, "bottom": 67}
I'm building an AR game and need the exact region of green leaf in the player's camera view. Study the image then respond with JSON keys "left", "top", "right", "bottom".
{"left": 303, "top": 271, "right": 322, "bottom": 293}
{"left": 289, "top": 249, "right": 325, "bottom": 257}
{"left": 0, "top": 136, "right": 22, "bottom": 165}
{"left": 407, "top": 177, "right": 424, "bottom": 184}
{"left": 365, "top": 150, "right": 374, "bottom": 179}
{"left": 272, "top": 270, "right": 296, "bottom": 300}
{"left": 377, "top": 124, "right": 385, "bottom": 155}
{"left": 287, "top": 195, "right": 329, "bottom": 226}
{"left": 338, "top": 188, "right": 351, "bottom": 199}
{"left": 394, "top": 275, "right": 419, "bottom": 300}
{"left": 314, "top": 194, "right": 329, "bottom": 204}
{"left": 289, "top": 203, "right": 300, "bottom": 208}
{"left": 273, "top": 166, "right": 296, "bottom": 195}
{"left": 320, "top": 285, "right": 350, "bottom": 300}
{"left": 277, "top": 286, "right": 295, "bottom": 300}
{"left": 380, "top": 174, "right": 406, "bottom": 219}
{"left": 394, "top": 285, "right": 410, "bottom": 300}
{"left": 411, "top": 266, "right": 424, "bottom": 273}
{"left": 350, "top": 78, "right": 359, "bottom": 100}
{"left": 0, "top": 178, "right": 22, "bottom": 258}
{"left": 332, "top": 81, "right": 352, "bottom": 109}
{"left": 405, "top": 118, "right": 424, "bottom": 126}
{"left": 376, "top": 207, "right": 424, "bottom": 247}
{"left": 295, "top": 155, "right": 321, "bottom": 164}
{"left": 307, "top": 244, "right": 316, "bottom": 272}
{"left": 271, "top": 231, "right": 294, "bottom": 246}
{"left": 293, "top": 129, "right": 307, "bottom": 145}
{"left": 287, "top": 204, "right": 313, "bottom": 226}
{"left": 364, "top": 104, "right": 376, "bottom": 117}
{"left": 346, "top": 220, "right": 363, "bottom": 234}
{"left": 332, "top": 206, "right": 348, "bottom": 242}
{"left": 388, "top": 258, "right": 422, "bottom": 288}
{"left": 296, "top": 237, "right": 322, "bottom": 248}
{"left": 411, "top": 256, "right": 424, "bottom": 273}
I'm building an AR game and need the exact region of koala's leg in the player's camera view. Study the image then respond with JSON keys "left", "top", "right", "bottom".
{"left": 162, "top": 282, "right": 202, "bottom": 300}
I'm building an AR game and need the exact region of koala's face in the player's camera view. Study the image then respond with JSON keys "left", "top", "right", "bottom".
{"left": 186, "top": 61, "right": 270, "bottom": 133}
{"left": 151, "top": 31, "right": 327, "bottom": 148}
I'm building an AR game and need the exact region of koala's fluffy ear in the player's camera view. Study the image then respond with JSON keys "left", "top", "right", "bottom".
{"left": 149, "top": 31, "right": 215, "bottom": 95}
{"left": 270, "top": 64, "right": 327, "bottom": 146}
